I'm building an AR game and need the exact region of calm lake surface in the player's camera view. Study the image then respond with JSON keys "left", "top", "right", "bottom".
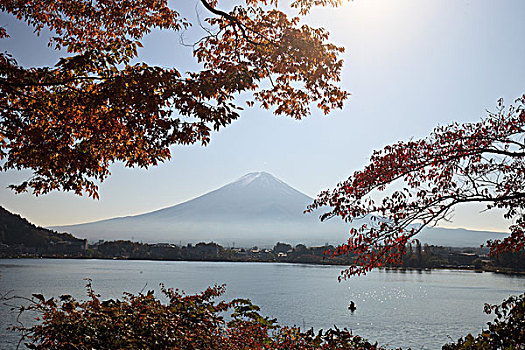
{"left": 0, "top": 259, "right": 524, "bottom": 349}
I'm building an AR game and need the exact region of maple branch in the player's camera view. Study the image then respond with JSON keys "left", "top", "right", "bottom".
{"left": 337, "top": 146, "right": 521, "bottom": 203}
{"left": 477, "top": 148, "right": 525, "bottom": 157}
{"left": 452, "top": 193, "right": 525, "bottom": 204}
{"left": 199, "top": 0, "right": 275, "bottom": 46}
{"left": 0, "top": 76, "right": 109, "bottom": 88}
{"left": 0, "top": 80, "right": 37, "bottom": 100}
{"left": 180, "top": 2, "right": 219, "bottom": 48}
{"left": 485, "top": 137, "right": 525, "bottom": 149}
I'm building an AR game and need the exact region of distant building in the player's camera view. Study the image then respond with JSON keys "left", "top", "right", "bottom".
{"left": 154, "top": 243, "right": 176, "bottom": 248}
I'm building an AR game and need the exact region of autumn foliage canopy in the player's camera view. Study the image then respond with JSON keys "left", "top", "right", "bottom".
{"left": 0, "top": 0, "right": 348, "bottom": 198}
{"left": 308, "top": 97, "right": 525, "bottom": 278}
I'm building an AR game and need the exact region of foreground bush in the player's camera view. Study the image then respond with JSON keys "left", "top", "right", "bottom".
{"left": 443, "top": 292, "right": 525, "bottom": 350}
{"left": 10, "top": 281, "right": 386, "bottom": 350}
{"left": 9, "top": 282, "right": 524, "bottom": 349}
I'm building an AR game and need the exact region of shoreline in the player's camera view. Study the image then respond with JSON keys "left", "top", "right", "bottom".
{"left": 3, "top": 255, "right": 525, "bottom": 276}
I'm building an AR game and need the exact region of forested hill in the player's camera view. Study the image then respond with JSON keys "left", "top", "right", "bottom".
{"left": 0, "top": 206, "right": 83, "bottom": 247}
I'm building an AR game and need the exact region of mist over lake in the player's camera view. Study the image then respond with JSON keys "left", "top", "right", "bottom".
{"left": 1, "top": 259, "right": 523, "bottom": 350}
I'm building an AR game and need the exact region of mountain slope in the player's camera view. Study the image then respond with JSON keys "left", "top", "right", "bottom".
{"left": 415, "top": 227, "right": 507, "bottom": 248}
{"left": 53, "top": 172, "right": 348, "bottom": 245}
{"left": 145, "top": 172, "right": 313, "bottom": 221}
{"left": 53, "top": 172, "right": 509, "bottom": 247}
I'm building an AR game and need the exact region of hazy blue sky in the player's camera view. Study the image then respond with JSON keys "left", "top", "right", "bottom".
{"left": 1, "top": 0, "right": 524, "bottom": 233}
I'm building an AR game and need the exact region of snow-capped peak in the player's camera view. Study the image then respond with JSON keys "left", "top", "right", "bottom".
{"left": 234, "top": 171, "right": 284, "bottom": 187}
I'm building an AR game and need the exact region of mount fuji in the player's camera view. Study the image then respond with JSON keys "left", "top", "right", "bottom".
{"left": 52, "top": 172, "right": 508, "bottom": 247}
{"left": 52, "top": 172, "right": 350, "bottom": 246}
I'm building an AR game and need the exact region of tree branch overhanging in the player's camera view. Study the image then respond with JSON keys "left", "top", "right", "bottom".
{"left": 199, "top": 0, "right": 275, "bottom": 46}
{"left": 309, "top": 96, "right": 525, "bottom": 278}
{"left": 0, "top": 0, "right": 348, "bottom": 198}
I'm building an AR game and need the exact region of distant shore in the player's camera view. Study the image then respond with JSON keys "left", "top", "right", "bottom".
{"left": 3, "top": 254, "right": 525, "bottom": 277}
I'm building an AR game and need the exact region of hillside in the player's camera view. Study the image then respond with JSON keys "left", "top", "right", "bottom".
{"left": 0, "top": 206, "right": 83, "bottom": 248}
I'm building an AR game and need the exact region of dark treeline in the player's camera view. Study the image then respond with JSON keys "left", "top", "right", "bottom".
{"left": 2, "top": 205, "right": 523, "bottom": 272}
{"left": 3, "top": 237, "right": 524, "bottom": 274}
{"left": 400, "top": 241, "right": 525, "bottom": 273}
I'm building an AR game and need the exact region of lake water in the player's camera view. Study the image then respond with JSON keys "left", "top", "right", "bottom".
{"left": 0, "top": 259, "right": 524, "bottom": 349}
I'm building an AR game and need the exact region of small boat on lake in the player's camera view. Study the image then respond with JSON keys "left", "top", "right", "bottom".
{"left": 348, "top": 301, "right": 356, "bottom": 312}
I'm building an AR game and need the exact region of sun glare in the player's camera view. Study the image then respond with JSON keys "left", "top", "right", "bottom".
{"left": 310, "top": 0, "right": 440, "bottom": 56}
